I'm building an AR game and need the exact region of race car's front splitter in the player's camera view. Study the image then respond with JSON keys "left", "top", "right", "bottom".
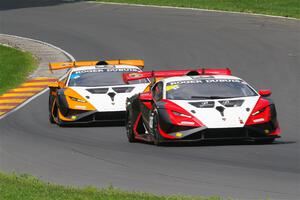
{"left": 59, "top": 110, "right": 126, "bottom": 125}
{"left": 160, "top": 124, "right": 280, "bottom": 142}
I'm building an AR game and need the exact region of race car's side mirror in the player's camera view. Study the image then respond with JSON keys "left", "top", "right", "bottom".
{"left": 258, "top": 89, "right": 271, "bottom": 97}
{"left": 48, "top": 81, "right": 59, "bottom": 88}
{"left": 139, "top": 92, "right": 153, "bottom": 101}
{"left": 58, "top": 81, "right": 65, "bottom": 88}
{"left": 48, "top": 80, "right": 64, "bottom": 89}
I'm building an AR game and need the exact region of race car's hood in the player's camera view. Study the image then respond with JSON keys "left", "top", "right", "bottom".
{"left": 69, "top": 84, "right": 148, "bottom": 112}
{"left": 171, "top": 96, "right": 259, "bottom": 128}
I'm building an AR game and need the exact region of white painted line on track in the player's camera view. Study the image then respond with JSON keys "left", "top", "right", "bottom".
{"left": 0, "top": 34, "right": 75, "bottom": 120}
{"left": 90, "top": 1, "right": 298, "bottom": 21}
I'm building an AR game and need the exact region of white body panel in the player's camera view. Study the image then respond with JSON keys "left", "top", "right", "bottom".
{"left": 71, "top": 84, "right": 148, "bottom": 112}
{"left": 172, "top": 96, "right": 259, "bottom": 128}
{"left": 67, "top": 65, "right": 149, "bottom": 112}
{"left": 162, "top": 75, "right": 260, "bottom": 128}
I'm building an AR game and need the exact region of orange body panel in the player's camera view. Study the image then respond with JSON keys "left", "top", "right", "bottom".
{"left": 63, "top": 88, "right": 96, "bottom": 111}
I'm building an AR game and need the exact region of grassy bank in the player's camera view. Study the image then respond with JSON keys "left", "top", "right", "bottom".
{"left": 0, "top": 172, "right": 221, "bottom": 200}
{"left": 94, "top": 0, "right": 300, "bottom": 19}
{"left": 0, "top": 45, "right": 37, "bottom": 94}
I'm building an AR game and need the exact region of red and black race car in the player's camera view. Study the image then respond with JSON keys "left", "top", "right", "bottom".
{"left": 124, "top": 68, "right": 280, "bottom": 145}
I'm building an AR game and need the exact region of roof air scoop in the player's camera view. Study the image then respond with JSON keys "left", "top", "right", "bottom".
{"left": 186, "top": 71, "right": 200, "bottom": 76}
{"left": 96, "top": 61, "right": 109, "bottom": 65}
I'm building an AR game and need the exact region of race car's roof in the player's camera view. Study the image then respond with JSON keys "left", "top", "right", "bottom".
{"left": 70, "top": 65, "right": 142, "bottom": 72}
{"left": 162, "top": 75, "right": 242, "bottom": 84}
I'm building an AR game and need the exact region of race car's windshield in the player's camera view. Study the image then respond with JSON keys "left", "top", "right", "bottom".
{"left": 68, "top": 68, "right": 148, "bottom": 87}
{"left": 166, "top": 79, "right": 257, "bottom": 100}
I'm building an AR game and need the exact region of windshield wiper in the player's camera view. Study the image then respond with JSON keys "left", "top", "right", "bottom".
{"left": 191, "top": 96, "right": 234, "bottom": 99}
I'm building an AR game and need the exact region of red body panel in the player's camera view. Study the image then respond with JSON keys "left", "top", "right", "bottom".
{"left": 161, "top": 99, "right": 203, "bottom": 127}
{"left": 246, "top": 98, "right": 271, "bottom": 125}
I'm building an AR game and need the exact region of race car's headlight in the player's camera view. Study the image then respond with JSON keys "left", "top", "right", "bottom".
{"left": 251, "top": 107, "right": 266, "bottom": 116}
{"left": 69, "top": 96, "right": 86, "bottom": 103}
{"left": 246, "top": 103, "right": 271, "bottom": 126}
{"left": 169, "top": 110, "right": 203, "bottom": 127}
{"left": 172, "top": 111, "right": 192, "bottom": 118}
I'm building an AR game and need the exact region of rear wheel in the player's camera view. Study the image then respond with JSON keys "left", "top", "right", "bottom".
{"left": 126, "top": 112, "right": 137, "bottom": 143}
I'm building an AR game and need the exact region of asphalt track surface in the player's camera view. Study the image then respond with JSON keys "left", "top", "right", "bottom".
{"left": 0, "top": 1, "right": 299, "bottom": 199}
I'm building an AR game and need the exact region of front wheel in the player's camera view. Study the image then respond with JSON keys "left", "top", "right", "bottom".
{"left": 152, "top": 112, "right": 163, "bottom": 146}
{"left": 126, "top": 113, "right": 137, "bottom": 143}
{"left": 49, "top": 113, "right": 55, "bottom": 124}
{"left": 55, "top": 105, "right": 65, "bottom": 127}
{"left": 49, "top": 95, "right": 56, "bottom": 124}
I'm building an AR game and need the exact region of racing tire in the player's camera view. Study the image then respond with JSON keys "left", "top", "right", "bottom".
{"left": 126, "top": 112, "right": 137, "bottom": 143}
{"left": 152, "top": 112, "right": 163, "bottom": 146}
{"left": 49, "top": 96, "right": 55, "bottom": 124}
{"left": 55, "top": 106, "right": 64, "bottom": 127}
{"left": 49, "top": 113, "right": 55, "bottom": 124}
{"left": 50, "top": 100, "right": 63, "bottom": 126}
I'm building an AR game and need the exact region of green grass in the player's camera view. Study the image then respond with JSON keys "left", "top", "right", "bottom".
{"left": 0, "top": 172, "right": 222, "bottom": 200}
{"left": 94, "top": 0, "right": 300, "bottom": 19}
{"left": 0, "top": 45, "right": 37, "bottom": 94}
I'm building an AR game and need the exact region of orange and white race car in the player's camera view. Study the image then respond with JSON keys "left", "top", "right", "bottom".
{"left": 48, "top": 60, "right": 149, "bottom": 125}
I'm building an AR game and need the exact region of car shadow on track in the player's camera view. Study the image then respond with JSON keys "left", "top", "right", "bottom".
{"left": 60, "top": 121, "right": 125, "bottom": 128}
{"left": 143, "top": 140, "right": 296, "bottom": 147}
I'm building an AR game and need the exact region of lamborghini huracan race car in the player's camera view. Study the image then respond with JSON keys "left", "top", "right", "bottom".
{"left": 124, "top": 68, "right": 281, "bottom": 145}
{"left": 48, "top": 60, "right": 149, "bottom": 125}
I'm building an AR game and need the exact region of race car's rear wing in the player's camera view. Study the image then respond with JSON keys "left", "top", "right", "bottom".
{"left": 123, "top": 68, "right": 231, "bottom": 83}
{"left": 49, "top": 60, "right": 144, "bottom": 71}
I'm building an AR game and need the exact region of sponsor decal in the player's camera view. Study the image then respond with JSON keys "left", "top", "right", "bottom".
{"left": 168, "top": 79, "right": 241, "bottom": 85}
{"left": 205, "top": 79, "right": 240, "bottom": 83}
{"left": 129, "top": 73, "right": 143, "bottom": 78}
{"left": 74, "top": 68, "right": 139, "bottom": 74}
{"left": 70, "top": 74, "right": 80, "bottom": 79}
{"left": 166, "top": 84, "right": 179, "bottom": 91}
{"left": 62, "top": 63, "right": 68, "bottom": 66}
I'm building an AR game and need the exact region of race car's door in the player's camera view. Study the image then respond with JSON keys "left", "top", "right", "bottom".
{"left": 140, "top": 82, "right": 163, "bottom": 125}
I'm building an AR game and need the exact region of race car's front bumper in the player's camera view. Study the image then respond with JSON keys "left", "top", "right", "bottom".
{"left": 60, "top": 110, "right": 126, "bottom": 124}
{"left": 159, "top": 122, "right": 280, "bottom": 142}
